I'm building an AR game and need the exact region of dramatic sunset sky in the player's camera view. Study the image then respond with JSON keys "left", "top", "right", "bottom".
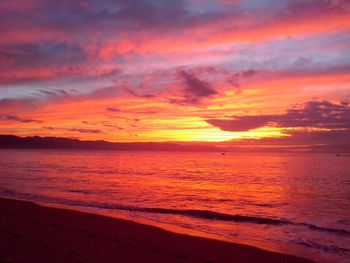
{"left": 1, "top": 0, "right": 350, "bottom": 150}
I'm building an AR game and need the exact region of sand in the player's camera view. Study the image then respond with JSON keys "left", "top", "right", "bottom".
{"left": 0, "top": 197, "right": 313, "bottom": 263}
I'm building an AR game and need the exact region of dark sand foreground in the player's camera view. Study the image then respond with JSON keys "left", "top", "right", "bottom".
{"left": 0, "top": 198, "right": 313, "bottom": 263}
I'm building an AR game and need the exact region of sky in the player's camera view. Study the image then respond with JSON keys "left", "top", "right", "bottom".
{"left": 0, "top": 0, "right": 350, "bottom": 151}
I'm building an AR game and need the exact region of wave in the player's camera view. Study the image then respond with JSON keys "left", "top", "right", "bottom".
{"left": 123, "top": 206, "right": 292, "bottom": 225}
{"left": 299, "top": 223, "right": 350, "bottom": 236}
{"left": 291, "top": 239, "right": 350, "bottom": 257}
{"left": 1, "top": 188, "right": 349, "bottom": 237}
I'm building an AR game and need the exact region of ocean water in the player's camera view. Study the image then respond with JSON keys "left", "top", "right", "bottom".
{"left": 0, "top": 149, "right": 349, "bottom": 262}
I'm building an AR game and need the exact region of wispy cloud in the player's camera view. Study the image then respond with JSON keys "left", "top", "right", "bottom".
{"left": 67, "top": 128, "right": 102, "bottom": 134}
{"left": 106, "top": 107, "right": 121, "bottom": 112}
{"left": 1, "top": 115, "right": 42, "bottom": 123}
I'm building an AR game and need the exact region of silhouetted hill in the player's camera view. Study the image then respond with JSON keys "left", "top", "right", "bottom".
{"left": 0, "top": 135, "right": 222, "bottom": 152}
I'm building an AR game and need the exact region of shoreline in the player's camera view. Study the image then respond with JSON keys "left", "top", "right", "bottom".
{"left": 0, "top": 197, "right": 313, "bottom": 263}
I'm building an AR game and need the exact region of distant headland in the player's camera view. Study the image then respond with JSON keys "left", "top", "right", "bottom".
{"left": 0, "top": 135, "right": 222, "bottom": 152}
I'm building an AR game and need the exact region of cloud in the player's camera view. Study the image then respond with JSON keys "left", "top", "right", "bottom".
{"left": 79, "top": 86, "right": 122, "bottom": 100}
{"left": 0, "top": 41, "right": 86, "bottom": 68}
{"left": 207, "top": 115, "right": 275, "bottom": 132}
{"left": 67, "top": 128, "right": 102, "bottom": 134}
{"left": 43, "top": 126, "right": 103, "bottom": 134}
{"left": 0, "top": 64, "right": 120, "bottom": 86}
{"left": 171, "top": 69, "right": 217, "bottom": 105}
{"left": 1, "top": 0, "right": 349, "bottom": 87}
{"left": 207, "top": 100, "right": 350, "bottom": 131}
{"left": 277, "top": 100, "right": 350, "bottom": 129}
{"left": 106, "top": 107, "right": 121, "bottom": 112}
{"left": 179, "top": 69, "right": 217, "bottom": 97}
{"left": 125, "top": 88, "right": 155, "bottom": 98}
{"left": 284, "top": 129, "right": 350, "bottom": 146}
{"left": 232, "top": 129, "right": 350, "bottom": 153}
{"left": 0, "top": 85, "right": 124, "bottom": 115}
{"left": 226, "top": 69, "right": 258, "bottom": 88}
{"left": 103, "top": 124, "right": 124, "bottom": 130}
{"left": 1, "top": 115, "right": 42, "bottom": 123}
{"left": 0, "top": 97, "right": 36, "bottom": 111}
{"left": 0, "top": 41, "right": 90, "bottom": 85}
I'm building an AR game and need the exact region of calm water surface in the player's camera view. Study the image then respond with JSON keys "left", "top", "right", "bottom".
{"left": 0, "top": 150, "right": 349, "bottom": 262}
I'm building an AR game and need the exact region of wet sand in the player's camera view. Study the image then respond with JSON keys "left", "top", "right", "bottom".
{"left": 0, "top": 198, "right": 313, "bottom": 263}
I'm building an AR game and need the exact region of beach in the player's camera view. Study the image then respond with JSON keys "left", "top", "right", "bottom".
{"left": 0, "top": 198, "right": 313, "bottom": 263}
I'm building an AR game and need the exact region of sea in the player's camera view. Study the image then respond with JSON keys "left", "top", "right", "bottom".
{"left": 0, "top": 149, "right": 349, "bottom": 262}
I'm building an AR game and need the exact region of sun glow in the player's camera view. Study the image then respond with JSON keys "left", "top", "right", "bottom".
{"left": 136, "top": 126, "right": 287, "bottom": 142}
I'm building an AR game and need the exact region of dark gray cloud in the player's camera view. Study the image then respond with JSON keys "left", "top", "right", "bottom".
{"left": 1, "top": 115, "right": 42, "bottom": 123}
{"left": 207, "top": 115, "right": 275, "bottom": 132}
{"left": 67, "top": 128, "right": 102, "bottom": 134}
{"left": 81, "top": 86, "right": 119, "bottom": 99}
{"left": 0, "top": 97, "right": 36, "bottom": 110}
{"left": 179, "top": 69, "right": 217, "bottom": 97}
{"left": 0, "top": 85, "right": 123, "bottom": 113}
{"left": 226, "top": 69, "right": 258, "bottom": 88}
{"left": 103, "top": 124, "right": 124, "bottom": 130}
{"left": 283, "top": 129, "right": 350, "bottom": 146}
{"left": 171, "top": 69, "right": 217, "bottom": 105}
{"left": 106, "top": 107, "right": 120, "bottom": 112}
{"left": 0, "top": 0, "right": 208, "bottom": 38}
{"left": 231, "top": 129, "right": 350, "bottom": 153}
{"left": 0, "top": 42, "right": 86, "bottom": 68}
{"left": 126, "top": 88, "right": 155, "bottom": 98}
{"left": 207, "top": 100, "right": 350, "bottom": 132}
{"left": 37, "top": 89, "right": 70, "bottom": 97}
{"left": 43, "top": 126, "right": 103, "bottom": 134}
